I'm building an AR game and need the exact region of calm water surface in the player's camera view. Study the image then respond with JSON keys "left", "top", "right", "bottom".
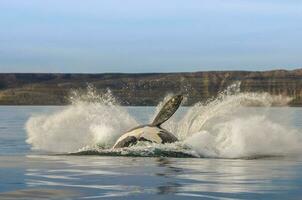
{"left": 1, "top": 106, "right": 302, "bottom": 199}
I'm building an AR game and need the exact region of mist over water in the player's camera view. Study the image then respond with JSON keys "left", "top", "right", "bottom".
{"left": 26, "top": 83, "right": 302, "bottom": 158}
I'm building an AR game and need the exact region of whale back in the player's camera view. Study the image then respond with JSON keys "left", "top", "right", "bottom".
{"left": 151, "top": 94, "right": 183, "bottom": 127}
{"left": 112, "top": 125, "right": 178, "bottom": 149}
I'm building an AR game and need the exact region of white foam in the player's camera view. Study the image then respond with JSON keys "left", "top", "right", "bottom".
{"left": 26, "top": 88, "right": 137, "bottom": 152}
{"left": 184, "top": 115, "right": 302, "bottom": 158}
{"left": 177, "top": 83, "right": 302, "bottom": 158}
{"left": 26, "top": 83, "right": 302, "bottom": 158}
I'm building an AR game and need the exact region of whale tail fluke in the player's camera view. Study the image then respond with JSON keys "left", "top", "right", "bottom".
{"left": 151, "top": 94, "right": 183, "bottom": 127}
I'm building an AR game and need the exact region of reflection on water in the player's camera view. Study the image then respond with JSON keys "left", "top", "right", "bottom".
{"left": 0, "top": 188, "right": 77, "bottom": 200}
{"left": 1, "top": 155, "right": 298, "bottom": 199}
{"left": 155, "top": 158, "right": 183, "bottom": 195}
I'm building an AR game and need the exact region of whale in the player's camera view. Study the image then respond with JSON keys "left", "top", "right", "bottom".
{"left": 112, "top": 95, "right": 183, "bottom": 149}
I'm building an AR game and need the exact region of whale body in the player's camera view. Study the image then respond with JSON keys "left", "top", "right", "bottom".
{"left": 113, "top": 95, "right": 183, "bottom": 149}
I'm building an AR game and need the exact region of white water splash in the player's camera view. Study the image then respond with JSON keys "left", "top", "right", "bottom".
{"left": 26, "top": 87, "right": 137, "bottom": 152}
{"left": 26, "top": 83, "right": 302, "bottom": 158}
{"left": 178, "top": 83, "right": 301, "bottom": 158}
{"left": 179, "top": 84, "right": 272, "bottom": 139}
{"left": 184, "top": 115, "right": 302, "bottom": 158}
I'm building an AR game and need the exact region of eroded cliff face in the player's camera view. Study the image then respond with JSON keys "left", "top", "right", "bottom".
{"left": 0, "top": 69, "right": 301, "bottom": 106}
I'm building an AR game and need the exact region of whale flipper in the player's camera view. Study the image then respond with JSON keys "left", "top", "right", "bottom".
{"left": 151, "top": 94, "right": 183, "bottom": 127}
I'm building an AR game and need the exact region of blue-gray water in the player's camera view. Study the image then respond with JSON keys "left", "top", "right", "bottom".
{"left": 1, "top": 106, "right": 302, "bottom": 199}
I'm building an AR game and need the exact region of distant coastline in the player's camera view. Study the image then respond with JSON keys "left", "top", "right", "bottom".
{"left": 1, "top": 69, "right": 302, "bottom": 106}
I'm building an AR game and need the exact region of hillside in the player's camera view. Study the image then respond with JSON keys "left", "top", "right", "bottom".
{"left": 0, "top": 69, "right": 302, "bottom": 106}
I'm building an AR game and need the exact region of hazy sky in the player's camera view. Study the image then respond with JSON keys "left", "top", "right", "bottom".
{"left": 0, "top": 0, "right": 302, "bottom": 73}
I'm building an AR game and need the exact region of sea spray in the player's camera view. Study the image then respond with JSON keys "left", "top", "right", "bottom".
{"left": 178, "top": 83, "right": 301, "bottom": 158}
{"left": 184, "top": 115, "right": 302, "bottom": 158}
{"left": 26, "top": 87, "right": 138, "bottom": 152}
{"left": 169, "top": 82, "right": 284, "bottom": 139}
{"left": 26, "top": 83, "right": 302, "bottom": 158}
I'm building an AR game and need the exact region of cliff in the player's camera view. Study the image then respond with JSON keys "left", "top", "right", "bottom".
{"left": 0, "top": 69, "right": 302, "bottom": 106}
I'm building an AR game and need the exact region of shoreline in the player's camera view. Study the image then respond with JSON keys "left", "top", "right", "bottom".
{"left": 1, "top": 69, "right": 302, "bottom": 106}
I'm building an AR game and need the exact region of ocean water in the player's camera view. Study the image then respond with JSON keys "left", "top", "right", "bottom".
{"left": 1, "top": 85, "right": 302, "bottom": 199}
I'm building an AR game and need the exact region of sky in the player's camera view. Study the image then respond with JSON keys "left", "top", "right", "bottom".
{"left": 0, "top": 0, "right": 302, "bottom": 73}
